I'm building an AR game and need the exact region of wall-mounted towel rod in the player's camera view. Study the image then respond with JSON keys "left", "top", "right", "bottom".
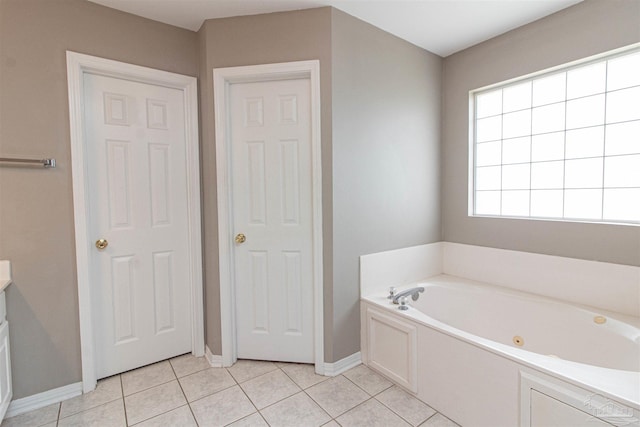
{"left": 0, "top": 157, "right": 56, "bottom": 168}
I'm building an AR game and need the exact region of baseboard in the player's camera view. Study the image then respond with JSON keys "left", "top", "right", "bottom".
{"left": 323, "top": 352, "right": 361, "bottom": 376}
{"left": 205, "top": 346, "right": 223, "bottom": 368}
{"left": 5, "top": 382, "right": 83, "bottom": 419}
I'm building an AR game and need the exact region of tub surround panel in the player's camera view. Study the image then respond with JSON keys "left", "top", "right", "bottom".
{"left": 360, "top": 242, "right": 640, "bottom": 318}
{"left": 443, "top": 243, "right": 640, "bottom": 318}
{"left": 360, "top": 242, "right": 443, "bottom": 297}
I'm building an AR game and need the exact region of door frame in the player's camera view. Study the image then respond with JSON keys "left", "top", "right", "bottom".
{"left": 66, "top": 51, "right": 204, "bottom": 392}
{"left": 213, "top": 61, "right": 324, "bottom": 374}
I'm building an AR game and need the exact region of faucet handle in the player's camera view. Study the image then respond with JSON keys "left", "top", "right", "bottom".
{"left": 387, "top": 286, "right": 396, "bottom": 299}
{"left": 398, "top": 296, "right": 409, "bottom": 310}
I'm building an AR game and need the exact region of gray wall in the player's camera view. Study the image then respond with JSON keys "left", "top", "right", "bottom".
{"left": 442, "top": 0, "right": 640, "bottom": 266}
{"left": 196, "top": 9, "right": 335, "bottom": 359}
{"left": 198, "top": 8, "right": 442, "bottom": 362}
{"left": 330, "top": 9, "right": 442, "bottom": 360}
{"left": 0, "top": 0, "right": 198, "bottom": 398}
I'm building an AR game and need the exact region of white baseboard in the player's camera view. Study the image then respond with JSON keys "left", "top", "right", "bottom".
{"left": 6, "top": 382, "right": 82, "bottom": 419}
{"left": 323, "top": 352, "right": 361, "bottom": 376}
{"left": 205, "top": 346, "right": 223, "bottom": 368}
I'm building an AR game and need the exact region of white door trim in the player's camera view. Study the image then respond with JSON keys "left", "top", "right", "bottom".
{"left": 213, "top": 60, "right": 324, "bottom": 374}
{"left": 66, "top": 51, "right": 204, "bottom": 392}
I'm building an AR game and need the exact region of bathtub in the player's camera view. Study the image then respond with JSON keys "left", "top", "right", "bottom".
{"left": 361, "top": 274, "right": 640, "bottom": 426}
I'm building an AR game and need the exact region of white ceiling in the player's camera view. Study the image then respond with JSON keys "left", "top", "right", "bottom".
{"left": 88, "top": 0, "right": 582, "bottom": 57}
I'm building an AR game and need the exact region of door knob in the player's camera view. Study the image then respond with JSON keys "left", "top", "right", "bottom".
{"left": 95, "top": 239, "right": 109, "bottom": 250}
{"left": 235, "top": 233, "right": 246, "bottom": 244}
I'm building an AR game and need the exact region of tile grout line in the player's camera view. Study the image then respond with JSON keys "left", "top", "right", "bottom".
{"left": 298, "top": 376, "right": 336, "bottom": 421}
{"left": 119, "top": 374, "right": 130, "bottom": 427}
{"left": 55, "top": 401, "right": 61, "bottom": 427}
{"left": 247, "top": 365, "right": 333, "bottom": 426}
{"left": 54, "top": 376, "right": 127, "bottom": 423}
{"left": 181, "top": 365, "right": 241, "bottom": 410}
{"left": 233, "top": 369, "right": 262, "bottom": 425}
{"left": 421, "top": 411, "right": 438, "bottom": 426}
{"left": 120, "top": 361, "right": 178, "bottom": 398}
{"left": 125, "top": 361, "right": 185, "bottom": 426}
{"left": 277, "top": 363, "right": 330, "bottom": 391}
{"left": 267, "top": 367, "right": 332, "bottom": 422}
{"left": 304, "top": 373, "right": 372, "bottom": 420}
{"left": 16, "top": 358, "right": 452, "bottom": 427}
{"left": 335, "top": 395, "right": 378, "bottom": 421}
{"left": 238, "top": 366, "right": 302, "bottom": 417}
{"left": 341, "top": 368, "right": 441, "bottom": 427}
{"left": 213, "top": 366, "right": 241, "bottom": 426}
{"left": 371, "top": 386, "right": 436, "bottom": 426}
{"left": 168, "top": 358, "right": 201, "bottom": 427}
{"left": 341, "top": 371, "right": 394, "bottom": 398}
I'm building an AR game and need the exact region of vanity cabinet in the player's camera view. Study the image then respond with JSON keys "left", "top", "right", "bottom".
{"left": 0, "top": 261, "right": 13, "bottom": 421}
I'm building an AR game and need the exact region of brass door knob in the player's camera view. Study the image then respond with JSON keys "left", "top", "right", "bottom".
{"left": 235, "top": 233, "right": 246, "bottom": 244}
{"left": 95, "top": 239, "right": 109, "bottom": 250}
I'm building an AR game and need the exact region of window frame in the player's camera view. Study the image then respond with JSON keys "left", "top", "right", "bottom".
{"left": 468, "top": 42, "right": 640, "bottom": 226}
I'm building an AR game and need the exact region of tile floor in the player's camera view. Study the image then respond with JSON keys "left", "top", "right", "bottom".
{"left": 1, "top": 355, "right": 461, "bottom": 427}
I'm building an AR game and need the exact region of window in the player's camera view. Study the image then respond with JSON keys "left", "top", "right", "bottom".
{"left": 471, "top": 46, "right": 640, "bottom": 225}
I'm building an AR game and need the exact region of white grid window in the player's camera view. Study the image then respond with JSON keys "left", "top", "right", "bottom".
{"left": 471, "top": 46, "right": 640, "bottom": 225}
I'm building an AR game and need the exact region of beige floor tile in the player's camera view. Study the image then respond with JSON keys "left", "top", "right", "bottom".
{"left": 227, "top": 412, "right": 269, "bottom": 427}
{"left": 169, "top": 353, "right": 211, "bottom": 378}
{"left": 1, "top": 403, "right": 59, "bottom": 427}
{"left": 227, "top": 359, "right": 278, "bottom": 383}
{"left": 124, "top": 380, "right": 186, "bottom": 425}
{"left": 419, "top": 413, "right": 460, "bottom": 427}
{"left": 321, "top": 421, "right": 340, "bottom": 427}
{"left": 305, "top": 375, "right": 368, "bottom": 417}
{"left": 121, "top": 361, "right": 176, "bottom": 396}
{"left": 59, "top": 375, "right": 122, "bottom": 418}
{"left": 260, "top": 392, "right": 331, "bottom": 427}
{"left": 240, "top": 369, "right": 300, "bottom": 409}
{"left": 336, "top": 399, "right": 411, "bottom": 427}
{"left": 190, "top": 385, "right": 256, "bottom": 427}
{"left": 342, "top": 365, "right": 392, "bottom": 396}
{"left": 376, "top": 386, "right": 436, "bottom": 426}
{"left": 179, "top": 367, "right": 236, "bottom": 402}
{"left": 134, "top": 405, "right": 196, "bottom": 426}
{"left": 58, "top": 399, "right": 126, "bottom": 427}
{"left": 278, "top": 362, "right": 328, "bottom": 389}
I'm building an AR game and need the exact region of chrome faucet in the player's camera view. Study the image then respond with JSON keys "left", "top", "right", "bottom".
{"left": 392, "top": 287, "right": 425, "bottom": 304}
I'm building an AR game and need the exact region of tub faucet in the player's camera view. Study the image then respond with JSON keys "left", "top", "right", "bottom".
{"left": 392, "top": 287, "right": 424, "bottom": 304}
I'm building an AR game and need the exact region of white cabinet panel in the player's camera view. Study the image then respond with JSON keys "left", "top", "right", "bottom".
{"left": 365, "top": 306, "right": 417, "bottom": 393}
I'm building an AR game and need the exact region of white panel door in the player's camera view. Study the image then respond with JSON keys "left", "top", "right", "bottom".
{"left": 84, "top": 73, "right": 191, "bottom": 379}
{"left": 231, "top": 78, "right": 314, "bottom": 363}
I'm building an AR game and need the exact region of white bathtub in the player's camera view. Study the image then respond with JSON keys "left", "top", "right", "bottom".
{"left": 361, "top": 274, "right": 640, "bottom": 426}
